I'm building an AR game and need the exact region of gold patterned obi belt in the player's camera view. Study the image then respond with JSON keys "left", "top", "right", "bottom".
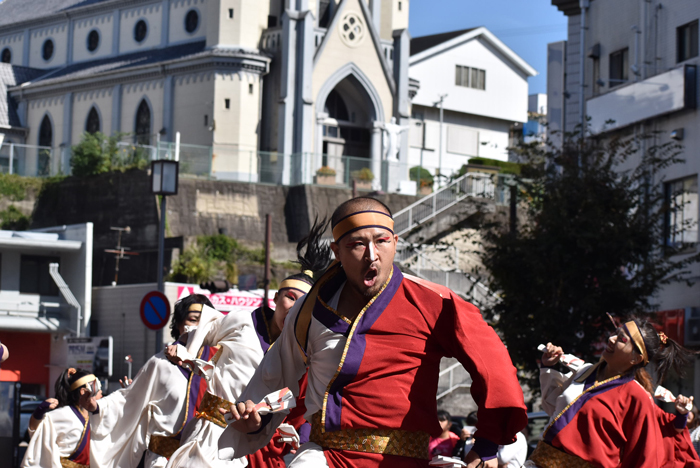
{"left": 196, "top": 392, "right": 233, "bottom": 428}
{"left": 309, "top": 412, "right": 430, "bottom": 460}
{"left": 60, "top": 458, "right": 89, "bottom": 468}
{"left": 528, "top": 441, "right": 595, "bottom": 468}
{"left": 148, "top": 434, "right": 182, "bottom": 459}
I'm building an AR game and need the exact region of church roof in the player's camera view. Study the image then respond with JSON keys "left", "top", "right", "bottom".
{"left": 410, "top": 28, "right": 478, "bottom": 56}
{"left": 0, "top": 0, "right": 110, "bottom": 29}
{"left": 25, "top": 40, "right": 209, "bottom": 87}
{"left": 0, "top": 64, "right": 45, "bottom": 128}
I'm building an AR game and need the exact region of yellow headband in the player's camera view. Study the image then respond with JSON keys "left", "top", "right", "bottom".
{"left": 623, "top": 320, "right": 649, "bottom": 366}
{"left": 70, "top": 374, "right": 97, "bottom": 391}
{"left": 188, "top": 303, "right": 203, "bottom": 312}
{"left": 279, "top": 279, "right": 312, "bottom": 294}
{"left": 332, "top": 210, "right": 394, "bottom": 242}
{"left": 303, "top": 270, "right": 313, "bottom": 278}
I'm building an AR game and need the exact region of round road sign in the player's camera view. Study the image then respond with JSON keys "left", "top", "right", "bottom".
{"left": 140, "top": 291, "right": 171, "bottom": 331}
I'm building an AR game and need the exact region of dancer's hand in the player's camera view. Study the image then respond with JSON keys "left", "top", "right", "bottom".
{"left": 165, "top": 344, "right": 182, "bottom": 366}
{"left": 541, "top": 342, "right": 563, "bottom": 367}
{"left": 119, "top": 376, "right": 133, "bottom": 388}
{"left": 676, "top": 395, "right": 693, "bottom": 414}
{"left": 219, "top": 400, "right": 262, "bottom": 433}
{"left": 464, "top": 450, "right": 497, "bottom": 468}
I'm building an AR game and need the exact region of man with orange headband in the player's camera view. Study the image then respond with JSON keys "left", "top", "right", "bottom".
{"left": 218, "top": 197, "right": 527, "bottom": 468}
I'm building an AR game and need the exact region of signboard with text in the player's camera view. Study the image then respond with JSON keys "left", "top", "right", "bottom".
{"left": 66, "top": 336, "right": 113, "bottom": 377}
{"left": 176, "top": 286, "right": 275, "bottom": 314}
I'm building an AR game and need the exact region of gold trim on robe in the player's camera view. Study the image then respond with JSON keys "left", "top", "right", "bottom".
{"left": 60, "top": 458, "right": 89, "bottom": 468}
{"left": 309, "top": 412, "right": 430, "bottom": 459}
{"left": 196, "top": 392, "right": 233, "bottom": 428}
{"left": 528, "top": 441, "right": 595, "bottom": 468}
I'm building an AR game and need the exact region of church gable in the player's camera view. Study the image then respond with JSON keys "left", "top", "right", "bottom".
{"left": 312, "top": 0, "right": 395, "bottom": 122}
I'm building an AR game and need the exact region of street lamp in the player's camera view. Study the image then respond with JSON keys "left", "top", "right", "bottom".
{"left": 151, "top": 158, "right": 179, "bottom": 354}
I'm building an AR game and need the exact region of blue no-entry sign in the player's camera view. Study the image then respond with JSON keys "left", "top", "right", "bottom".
{"left": 140, "top": 291, "right": 171, "bottom": 331}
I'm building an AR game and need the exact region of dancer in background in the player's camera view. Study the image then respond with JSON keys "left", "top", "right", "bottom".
{"left": 529, "top": 320, "right": 697, "bottom": 468}
{"left": 246, "top": 217, "right": 332, "bottom": 468}
{"left": 22, "top": 368, "right": 100, "bottom": 468}
{"left": 91, "top": 294, "right": 216, "bottom": 468}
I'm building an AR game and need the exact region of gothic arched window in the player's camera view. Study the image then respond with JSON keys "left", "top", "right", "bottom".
{"left": 135, "top": 99, "right": 151, "bottom": 145}
{"left": 1, "top": 48, "right": 10, "bottom": 63}
{"left": 325, "top": 89, "right": 349, "bottom": 121}
{"left": 86, "top": 107, "right": 100, "bottom": 134}
{"left": 38, "top": 115, "right": 52, "bottom": 176}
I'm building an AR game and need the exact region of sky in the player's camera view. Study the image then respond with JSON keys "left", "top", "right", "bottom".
{"left": 408, "top": 0, "right": 568, "bottom": 95}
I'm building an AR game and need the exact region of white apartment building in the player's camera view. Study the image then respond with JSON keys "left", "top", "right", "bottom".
{"left": 408, "top": 27, "right": 536, "bottom": 182}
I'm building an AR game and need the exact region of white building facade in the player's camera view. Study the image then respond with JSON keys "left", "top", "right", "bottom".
{"left": 408, "top": 27, "right": 536, "bottom": 182}
{"left": 0, "top": 0, "right": 418, "bottom": 191}
{"left": 0, "top": 223, "right": 93, "bottom": 398}
{"left": 548, "top": 0, "right": 700, "bottom": 396}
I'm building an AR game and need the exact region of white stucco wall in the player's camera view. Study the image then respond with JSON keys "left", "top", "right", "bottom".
{"left": 172, "top": 71, "right": 215, "bottom": 146}
{"left": 119, "top": 3, "right": 163, "bottom": 54}
{"left": 410, "top": 35, "right": 530, "bottom": 124}
{"left": 206, "top": 0, "right": 268, "bottom": 49}
{"left": 73, "top": 13, "right": 114, "bottom": 63}
{"left": 29, "top": 23, "right": 69, "bottom": 68}
{"left": 71, "top": 89, "right": 114, "bottom": 144}
{"left": 0, "top": 32, "right": 24, "bottom": 66}
{"left": 211, "top": 71, "right": 261, "bottom": 178}
{"left": 169, "top": 0, "right": 208, "bottom": 44}
{"left": 380, "top": 0, "right": 408, "bottom": 41}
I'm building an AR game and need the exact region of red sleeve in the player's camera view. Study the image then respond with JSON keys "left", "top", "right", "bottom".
{"left": 435, "top": 291, "right": 527, "bottom": 445}
{"left": 619, "top": 384, "right": 664, "bottom": 468}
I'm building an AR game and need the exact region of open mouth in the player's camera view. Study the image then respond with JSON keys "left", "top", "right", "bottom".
{"left": 363, "top": 267, "right": 378, "bottom": 288}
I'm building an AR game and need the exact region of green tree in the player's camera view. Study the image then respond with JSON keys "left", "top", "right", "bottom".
{"left": 70, "top": 132, "right": 149, "bottom": 177}
{"left": 0, "top": 205, "right": 30, "bottom": 230}
{"left": 481, "top": 130, "right": 700, "bottom": 386}
{"left": 409, "top": 166, "right": 434, "bottom": 188}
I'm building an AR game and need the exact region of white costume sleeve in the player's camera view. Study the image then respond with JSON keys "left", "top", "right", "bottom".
{"left": 91, "top": 351, "right": 190, "bottom": 468}
{"left": 166, "top": 309, "right": 264, "bottom": 467}
{"left": 22, "top": 407, "right": 82, "bottom": 468}
{"left": 217, "top": 300, "right": 309, "bottom": 459}
{"left": 496, "top": 432, "right": 528, "bottom": 468}
{"left": 539, "top": 367, "right": 573, "bottom": 417}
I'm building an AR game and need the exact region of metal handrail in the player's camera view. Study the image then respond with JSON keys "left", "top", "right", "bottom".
{"left": 393, "top": 172, "right": 507, "bottom": 237}
{"left": 437, "top": 361, "right": 472, "bottom": 400}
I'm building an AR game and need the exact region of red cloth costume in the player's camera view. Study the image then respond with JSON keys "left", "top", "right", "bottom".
{"left": 653, "top": 404, "right": 700, "bottom": 467}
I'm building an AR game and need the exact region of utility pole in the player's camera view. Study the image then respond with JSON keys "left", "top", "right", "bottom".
{"left": 105, "top": 226, "right": 137, "bottom": 286}
{"left": 263, "top": 214, "right": 272, "bottom": 311}
{"left": 434, "top": 94, "right": 447, "bottom": 188}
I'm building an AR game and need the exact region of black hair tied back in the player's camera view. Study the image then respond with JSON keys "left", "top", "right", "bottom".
{"left": 637, "top": 320, "right": 698, "bottom": 385}
{"left": 288, "top": 216, "right": 333, "bottom": 285}
{"left": 55, "top": 368, "right": 91, "bottom": 408}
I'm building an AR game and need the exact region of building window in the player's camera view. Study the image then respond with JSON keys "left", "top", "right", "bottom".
{"left": 204, "top": 114, "right": 208, "bottom": 126}
{"left": 185, "top": 9, "right": 199, "bottom": 34}
{"left": 609, "top": 48, "right": 629, "bottom": 87}
{"left": 135, "top": 99, "right": 151, "bottom": 144}
{"left": 38, "top": 115, "right": 52, "bottom": 176}
{"left": 20, "top": 255, "right": 60, "bottom": 295}
{"left": 677, "top": 20, "right": 699, "bottom": 63}
{"left": 42, "top": 39, "right": 54, "bottom": 61}
{"left": 1, "top": 48, "right": 10, "bottom": 63}
{"left": 224, "top": 98, "right": 230, "bottom": 109}
{"left": 398, "top": 1, "right": 402, "bottom": 11}
{"left": 228, "top": 8, "right": 234, "bottom": 19}
{"left": 249, "top": 83, "right": 254, "bottom": 94}
{"left": 665, "top": 176, "right": 699, "bottom": 251}
{"left": 455, "top": 65, "right": 485, "bottom": 90}
{"left": 86, "top": 106, "right": 100, "bottom": 134}
{"left": 267, "top": 15, "right": 277, "bottom": 28}
{"left": 134, "top": 19, "right": 148, "bottom": 43}
{"left": 87, "top": 29, "right": 100, "bottom": 52}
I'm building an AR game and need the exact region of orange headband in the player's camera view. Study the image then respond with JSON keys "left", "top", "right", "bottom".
{"left": 70, "top": 374, "right": 97, "bottom": 391}
{"left": 278, "top": 279, "right": 312, "bottom": 294}
{"left": 332, "top": 210, "right": 394, "bottom": 242}
{"left": 623, "top": 320, "right": 649, "bottom": 366}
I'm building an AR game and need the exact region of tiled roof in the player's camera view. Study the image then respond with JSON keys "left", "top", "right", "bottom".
{"left": 0, "top": 63, "right": 46, "bottom": 128}
{"left": 410, "top": 28, "right": 478, "bottom": 56}
{"left": 19, "top": 40, "right": 267, "bottom": 88}
{"left": 0, "top": 0, "right": 111, "bottom": 29}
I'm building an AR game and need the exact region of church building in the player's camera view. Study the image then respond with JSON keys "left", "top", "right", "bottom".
{"left": 0, "top": 0, "right": 415, "bottom": 191}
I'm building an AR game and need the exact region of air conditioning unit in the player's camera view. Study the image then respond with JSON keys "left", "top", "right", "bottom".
{"left": 684, "top": 308, "right": 700, "bottom": 346}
